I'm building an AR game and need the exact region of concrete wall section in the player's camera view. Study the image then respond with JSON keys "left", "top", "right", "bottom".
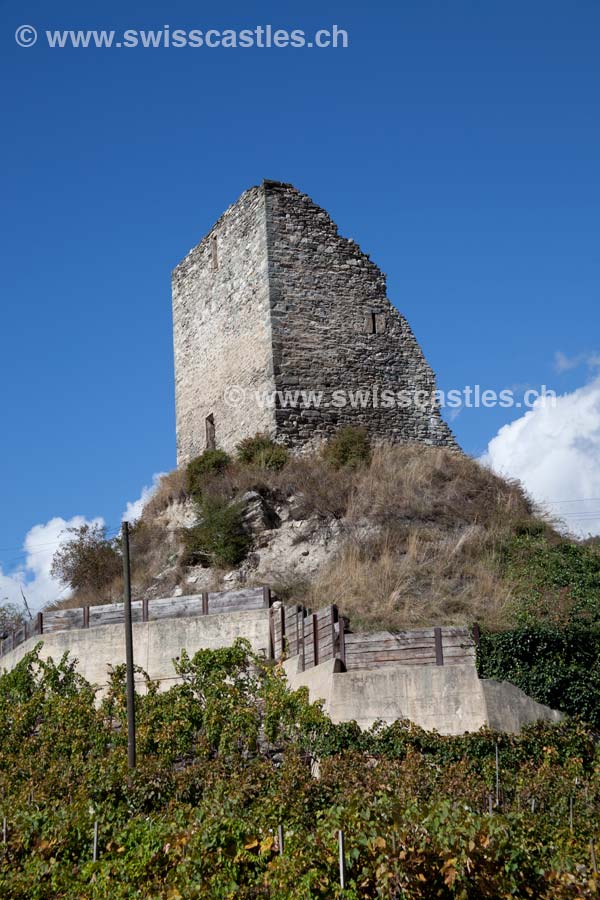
{"left": 1, "top": 609, "right": 272, "bottom": 692}
{"left": 482, "top": 679, "right": 563, "bottom": 732}
{"left": 284, "top": 655, "right": 564, "bottom": 735}
{"left": 1, "top": 611, "right": 563, "bottom": 734}
{"left": 328, "top": 664, "right": 486, "bottom": 733}
{"left": 286, "top": 656, "right": 486, "bottom": 734}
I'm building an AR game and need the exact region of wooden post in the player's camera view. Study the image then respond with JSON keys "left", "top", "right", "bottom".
{"left": 312, "top": 613, "right": 319, "bottom": 666}
{"left": 331, "top": 605, "right": 340, "bottom": 663}
{"left": 338, "top": 829, "right": 347, "bottom": 888}
{"left": 338, "top": 615, "right": 346, "bottom": 668}
{"left": 434, "top": 627, "right": 444, "bottom": 666}
{"left": 268, "top": 609, "right": 275, "bottom": 660}
{"left": 433, "top": 625, "right": 444, "bottom": 666}
{"left": 300, "top": 609, "right": 306, "bottom": 672}
{"left": 495, "top": 744, "right": 500, "bottom": 807}
{"left": 591, "top": 838, "right": 598, "bottom": 875}
{"left": 122, "top": 522, "right": 136, "bottom": 769}
{"left": 263, "top": 585, "right": 272, "bottom": 608}
{"left": 201, "top": 591, "right": 209, "bottom": 616}
{"left": 83, "top": 606, "right": 90, "bottom": 628}
{"left": 36, "top": 612, "right": 43, "bottom": 635}
{"left": 142, "top": 597, "right": 149, "bottom": 622}
{"left": 295, "top": 607, "right": 301, "bottom": 660}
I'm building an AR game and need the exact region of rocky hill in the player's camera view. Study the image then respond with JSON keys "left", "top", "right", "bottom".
{"left": 52, "top": 429, "right": 600, "bottom": 636}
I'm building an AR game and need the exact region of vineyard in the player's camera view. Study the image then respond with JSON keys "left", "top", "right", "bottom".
{"left": 0, "top": 641, "right": 598, "bottom": 899}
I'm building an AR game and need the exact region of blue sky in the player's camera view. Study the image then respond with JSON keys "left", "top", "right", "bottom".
{"left": 1, "top": 0, "right": 599, "bottom": 605}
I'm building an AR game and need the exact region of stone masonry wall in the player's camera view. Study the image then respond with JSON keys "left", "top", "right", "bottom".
{"left": 264, "top": 181, "right": 456, "bottom": 449}
{"left": 172, "top": 180, "right": 456, "bottom": 462}
{"left": 172, "top": 186, "right": 276, "bottom": 463}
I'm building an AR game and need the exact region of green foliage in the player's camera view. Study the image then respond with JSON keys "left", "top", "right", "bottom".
{"left": 50, "top": 523, "right": 121, "bottom": 600}
{"left": 478, "top": 625, "right": 600, "bottom": 729}
{"left": 1, "top": 642, "right": 600, "bottom": 898}
{"left": 322, "top": 426, "right": 372, "bottom": 470}
{"left": 470, "top": 538, "right": 600, "bottom": 732}
{"left": 503, "top": 534, "right": 600, "bottom": 626}
{"left": 183, "top": 496, "right": 251, "bottom": 568}
{"left": 236, "top": 433, "right": 289, "bottom": 471}
{"left": 0, "top": 602, "right": 25, "bottom": 637}
{"left": 186, "top": 449, "right": 231, "bottom": 502}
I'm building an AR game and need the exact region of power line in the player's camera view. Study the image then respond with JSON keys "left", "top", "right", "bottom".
{"left": 547, "top": 498, "right": 600, "bottom": 505}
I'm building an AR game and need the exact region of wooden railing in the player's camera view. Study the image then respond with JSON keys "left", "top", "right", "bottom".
{"left": 268, "top": 603, "right": 346, "bottom": 669}
{"left": 0, "top": 587, "right": 272, "bottom": 659}
{"left": 268, "top": 603, "right": 475, "bottom": 672}
{"left": 343, "top": 626, "right": 475, "bottom": 670}
{"left": 1, "top": 585, "right": 477, "bottom": 676}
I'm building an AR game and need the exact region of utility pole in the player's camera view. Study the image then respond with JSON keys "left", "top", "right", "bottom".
{"left": 122, "top": 521, "right": 136, "bottom": 768}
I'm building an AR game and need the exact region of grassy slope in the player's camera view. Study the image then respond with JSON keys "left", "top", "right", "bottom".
{"left": 53, "top": 440, "right": 600, "bottom": 635}
{"left": 140, "top": 442, "right": 600, "bottom": 633}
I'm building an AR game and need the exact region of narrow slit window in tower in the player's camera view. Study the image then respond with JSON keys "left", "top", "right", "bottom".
{"left": 205, "top": 414, "right": 216, "bottom": 450}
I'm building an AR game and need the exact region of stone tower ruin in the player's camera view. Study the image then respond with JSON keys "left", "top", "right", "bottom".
{"left": 172, "top": 180, "right": 455, "bottom": 464}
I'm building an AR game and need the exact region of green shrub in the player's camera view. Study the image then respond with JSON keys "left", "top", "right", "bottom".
{"left": 322, "top": 426, "right": 372, "bottom": 469}
{"left": 502, "top": 534, "right": 600, "bottom": 626}
{"left": 183, "top": 496, "right": 250, "bottom": 568}
{"left": 236, "top": 433, "right": 289, "bottom": 470}
{"left": 186, "top": 449, "right": 231, "bottom": 502}
{"left": 0, "top": 644, "right": 599, "bottom": 900}
{"left": 50, "top": 524, "right": 122, "bottom": 600}
{"left": 478, "top": 624, "right": 600, "bottom": 728}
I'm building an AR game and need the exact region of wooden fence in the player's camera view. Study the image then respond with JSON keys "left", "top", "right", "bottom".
{"left": 268, "top": 603, "right": 346, "bottom": 669}
{"left": 0, "top": 587, "right": 272, "bottom": 659}
{"left": 268, "top": 604, "right": 475, "bottom": 672}
{"left": 344, "top": 626, "right": 475, "bottom": 670}
{"left": 2, "top": 585, "right": 477, "bottom": 675}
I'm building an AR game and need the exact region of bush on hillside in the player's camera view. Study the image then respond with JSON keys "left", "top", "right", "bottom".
{"left": 183, "top": 496, "right": 251, "bottom": 568}
{"left": 322, "top": 426, "right": 372, "bottom": 469}
{"left": 0, "top": 602, "right": 25, "bottom": 638}
{"left": 502, "top": 533, "right": 600, "bottom": 626}
{"left": 50, "top": 524, "right": 122, "bottom": 601}
{"left": 236, "top": 433, "right": 289, "bottom": 471}
{"left": 187, "top": 449, "right": 231, "bottom": 503}
{"left": 478, "top": 625, "right": 600, "bottom": 729}
{"left": 141, "top": 468, "right": 189, "bottom": 519}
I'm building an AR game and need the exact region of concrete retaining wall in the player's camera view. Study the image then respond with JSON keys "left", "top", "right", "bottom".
{"left": 0, "top": 609, "right": 272, "bottom": 692}
{"left": 1, "top": 612, "right": 563, "bottom": 734}
{"left": 283, "top": 654, "right": 563, "bottom": 735}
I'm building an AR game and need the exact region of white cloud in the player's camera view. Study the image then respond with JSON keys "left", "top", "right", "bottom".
{"left": 481, "top": 377, "right": 600, "bottom": 537}
{"left": 0, "top": 516, "right": 104, "bottom": 614}
{"left": 121, "top": 473, "right": 166, "bottom": 524}
{"left": 554, "top": 350, "right": 600, "bottom": 373}
{"left": 0, "top": 471, "right": 166, "bottom": 617}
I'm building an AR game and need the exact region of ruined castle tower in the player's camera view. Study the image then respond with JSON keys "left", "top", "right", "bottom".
{"left": 172, "top": 180, "right": 455, "bottom": 464}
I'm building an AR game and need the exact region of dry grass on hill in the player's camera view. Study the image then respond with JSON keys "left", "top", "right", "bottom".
{"left": 299, "top": 445, "right": 553, "bottom": 632}
{"left": 173, "top": 442, "right": 553, "bottom": 632}
{"left": 141, "top": 468, "right": 188, "bottom": 520}
{"left": 48, "top": 440, "right": 557, "bottom": 631}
